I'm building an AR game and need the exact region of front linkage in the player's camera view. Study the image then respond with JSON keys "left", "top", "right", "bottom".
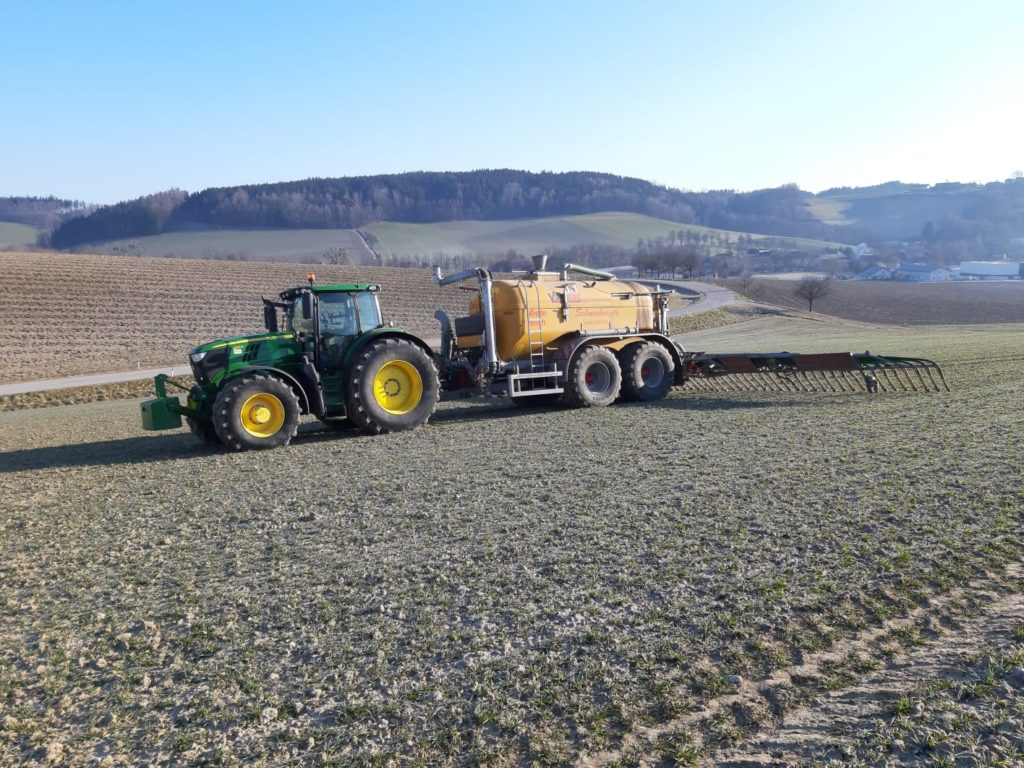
{"left": 139, "top": 374, "right": 196, "bottom": 430}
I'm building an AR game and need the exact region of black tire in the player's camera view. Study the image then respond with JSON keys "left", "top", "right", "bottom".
{"left": 212, "top": 373, "right": 301, "bottom": 451}
{"left": 564, "top": 345, "right": 621, "bottom": 408}
{"left": 509, "top": 392, "right": 563, "bottom": 408}
{"left": 346, "top": 339, "right": 440, "bottom": 435}
{"left": 187, "top": 416, "right": 221, "bottom": 446}
{"left": 620, "top": 341, "right": 675, "bottom": 402}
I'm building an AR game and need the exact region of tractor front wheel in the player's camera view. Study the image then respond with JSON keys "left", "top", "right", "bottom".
{"left": 346, "top": 339, "right": 440, "bottom": 434}
{"left": 212, "top": 374, "right": 300, "bottom": 451}
{"left": 564, "top": 345, "right": 621, "bottom": 408}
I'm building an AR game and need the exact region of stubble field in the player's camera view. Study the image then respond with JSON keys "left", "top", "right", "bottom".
{"left": 3, "top": 314, "right": 1023, "bottom": 765}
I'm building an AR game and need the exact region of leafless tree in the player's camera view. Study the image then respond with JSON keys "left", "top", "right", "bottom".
{"left": 794, "top": 275, "right": 833, "bottom": 312}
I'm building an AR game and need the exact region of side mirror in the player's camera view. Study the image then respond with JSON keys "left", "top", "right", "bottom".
{"left": 263, "top": 303, "right": 278, "bottom": 332}
{"left": 301, "top": 292, "right": 313, "bottom": 320}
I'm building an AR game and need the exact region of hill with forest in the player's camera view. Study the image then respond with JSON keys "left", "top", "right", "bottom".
{"left": 42, "top": 171, "right": 870, "bottom": 250}
{"left": 9, "top": 172, "right": 1024, "bottom": 264}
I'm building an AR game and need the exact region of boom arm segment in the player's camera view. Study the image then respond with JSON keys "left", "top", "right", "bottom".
{"left": 682, "top": 352, "right": 949, "bottom": 393}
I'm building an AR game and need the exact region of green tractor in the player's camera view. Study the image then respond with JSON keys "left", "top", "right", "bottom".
{"left": 141, "top": 275, "right": 439, "bottom": 450}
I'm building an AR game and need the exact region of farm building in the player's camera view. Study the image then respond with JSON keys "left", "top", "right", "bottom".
{"left": 894, "top": 263, "right": 952, "bottom": 282}
{"left": 853, "top": 263, "right": 894, "bottom": 280}
{"left": 959, "top": 260, "right": 1022, "bottom": 279}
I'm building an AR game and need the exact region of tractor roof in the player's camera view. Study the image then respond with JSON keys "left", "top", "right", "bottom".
{"left": 278, "top": 283, "right": 380, "bottom": 301}
{"left": 312, "top": 283, "right": 380, "bottom": 292}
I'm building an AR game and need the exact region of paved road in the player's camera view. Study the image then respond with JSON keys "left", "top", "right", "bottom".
{"left": 638, "top": 279, "right": 736, "bottom": 316}
{"left": 0, "top": 366, "right": 188, "bottom": 397}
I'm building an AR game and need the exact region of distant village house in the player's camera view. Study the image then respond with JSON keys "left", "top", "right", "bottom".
{"left": 894, "top": 263, "right": 952, "bottom": 282}
{"left": 853, "top": 263, "right": 893, "bottom": 281}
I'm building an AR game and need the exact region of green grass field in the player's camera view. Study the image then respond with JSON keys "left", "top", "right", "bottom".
{"left": 85, "top": 213, "right": 843, "bottom": 264}
{"left": 0, "top": 222, "right": 38, "bottom": 248}
{"left": 82, "top": 229, "right": 376, "bottom": 263}
{"left": 364, "top": 212, "right": 843, "bottom": 258}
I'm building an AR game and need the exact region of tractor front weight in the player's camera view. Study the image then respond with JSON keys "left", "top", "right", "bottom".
{"left": 140, "top": 374, "right": 197, "bottom": 431}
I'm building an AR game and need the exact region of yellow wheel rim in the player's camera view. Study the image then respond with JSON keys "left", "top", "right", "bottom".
{"left": 373, "top": 360, "right": 423, "bottom": 415}
{"left": 240, "top": 392, "right": 286, "bottom": 438}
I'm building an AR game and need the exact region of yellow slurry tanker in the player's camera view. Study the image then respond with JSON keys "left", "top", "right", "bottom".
{"left": 142, "top": 255, "right": 946, "bottom": 450}
{"left": 435, "top": 255, "right": 679, "bottom": 406}
{"left": 432, "top": 255, "right": 946, "bottom": 407}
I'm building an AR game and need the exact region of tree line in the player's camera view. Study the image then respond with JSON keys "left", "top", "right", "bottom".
{"left": 45, "top": 170, "right": 871, "bottom": 249}
{"left": 0, "top": 196, "right": 91, "bottom": 229}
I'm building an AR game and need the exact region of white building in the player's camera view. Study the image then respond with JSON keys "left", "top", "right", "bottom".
{"left": 959, "top": 261, "right": 1022, "bottom": 279}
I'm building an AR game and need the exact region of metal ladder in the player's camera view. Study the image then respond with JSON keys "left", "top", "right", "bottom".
{"left": 507, "top": 280, "right": 563, "bottom": 397}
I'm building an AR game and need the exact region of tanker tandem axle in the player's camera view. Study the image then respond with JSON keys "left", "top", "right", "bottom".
{"left": 140, "top": 256, "right": 948, "bottom": 450}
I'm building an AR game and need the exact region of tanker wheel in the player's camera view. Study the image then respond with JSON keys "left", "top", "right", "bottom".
{"left": 564, "top": 345, "right": 621, "bottom": 408}
{"left": 620, "top": 342, "right": 674, "bottom": 401}
{"left": 510, "top": 392, "right": 563, "bottom": 408}
{"left": 212, "top": 373, "right": 300, "bottom": 451}
{"left": 346, "top": 339, "right": 440, "bottom": 434}
{"left": 187, "top": 416, "right": 221, "bottom": 446}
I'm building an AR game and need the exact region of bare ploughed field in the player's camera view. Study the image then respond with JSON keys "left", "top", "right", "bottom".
{"left": 0, "top": 252, "right": 466, "bottom": 383}
{"left": 3, "top": 309, "right": 1023, "bottom": 765}
{"left": 734, "top": 277, "right": 1024, "bottom": 326}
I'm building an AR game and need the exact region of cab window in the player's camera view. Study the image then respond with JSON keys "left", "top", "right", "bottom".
{"left": 318, "top": 292, "right": 358, "bottom": 336}
{"left": 289, "top": 297, "right": 313, "bottom": 334}
{"left": 356, "top": 292, "right": 382, "bottom": 330}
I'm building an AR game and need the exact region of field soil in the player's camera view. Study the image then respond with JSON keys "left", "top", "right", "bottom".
{"left": 2, "top": 316, "right": 1022, "bottom": 765}
{"left": 732, "top": 278, "right": 1024, "bottom": 325}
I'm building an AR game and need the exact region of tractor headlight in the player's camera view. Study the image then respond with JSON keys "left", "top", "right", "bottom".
{"left": 189, "top": 351, "right": 207, "bottom": 364}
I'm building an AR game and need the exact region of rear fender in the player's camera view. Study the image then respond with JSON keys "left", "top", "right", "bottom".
{"left": 341, "top": 329, "right": 437, "bottom": 371}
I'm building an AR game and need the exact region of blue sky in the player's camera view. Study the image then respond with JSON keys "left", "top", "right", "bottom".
{"left": 2, "top": 0, "right": 1022, "bottom": 203}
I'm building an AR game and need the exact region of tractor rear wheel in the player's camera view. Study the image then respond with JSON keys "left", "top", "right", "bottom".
{"left": 620, "top": 342, "right": 674, "bottom": 401}
{"left": 346, "top": 339, "right": 439, "bottom": 434}
{"left": 564, "top": 345, "right": 621, "bottom": 408}
{"left": 212, "top": 373, "right": 300, "bottom": 451}
{"left": 187, "top": 416, "right": 221, "bottom": 446}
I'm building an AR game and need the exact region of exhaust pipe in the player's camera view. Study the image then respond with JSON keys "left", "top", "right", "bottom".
{"left": 532, "top": 254, "right": 548, "bottom": 272}
{"left": 561, "top": 263, "right": 615, "bottom": 281}
{"left": 432, "top": 266, "right": 501, "bottom": 371}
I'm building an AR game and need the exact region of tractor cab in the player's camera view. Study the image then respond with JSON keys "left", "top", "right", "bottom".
{"left": 268, "top": 281, "right": 384, "bottom": 370}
